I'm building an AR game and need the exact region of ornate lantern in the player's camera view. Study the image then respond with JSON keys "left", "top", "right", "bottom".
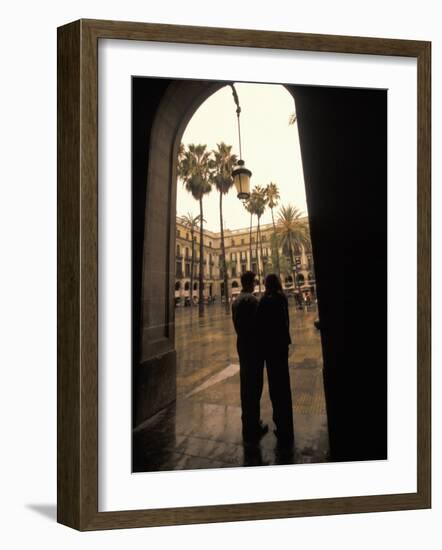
{"left": 230, "top": 83, "right": 252, "bottom": 200}
{"left": 232, "top": 160, "right": 252, "bottom": 200}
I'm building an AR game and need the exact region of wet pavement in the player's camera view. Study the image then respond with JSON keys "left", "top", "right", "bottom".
{"left": 133, "top": 301, "right": 329, "bottom": 472}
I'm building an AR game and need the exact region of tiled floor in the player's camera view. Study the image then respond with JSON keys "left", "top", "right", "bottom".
{"left": 133, "top": 301, "right": 329, "bottom": 472}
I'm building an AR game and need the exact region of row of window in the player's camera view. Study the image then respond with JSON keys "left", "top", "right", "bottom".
{"left": 175, "top": 275, "right": 315, "bottom": 292}
{"left": 229, "top": 248, "right": 271, "bottom": 261}
{"left": 176, "top": 245, "right": 217, "bottom": 262}
{"left": 176, "top": 248, "right": 274, "bottom": 262}
{"left": 177, "top": 243, "right": 312, "bottom": 261}
{"left": 176, "top": 265, "right": 314, "bottom": 281}
{"left": 175, "top": 281, "right": 216, "bottom": 291}
{"left": 177, "top": 229, "right": 314, "bottom": 253}
{"left": 176, "top": 264, "right": 213, "bottom": 277}
{"left": 174, "top": 280, "right": 255, "bottom": 291}
{"left": 284, "top": 274, "right": 314, "bottom": 284}
{"left": 176, "top": 265, "right": 313, "bottom": 277}
{"left": 176, "top": 229, "right": 275, "bottom": 248}
{"left": 176, "top": 229, "right": 213, "bottom": 248}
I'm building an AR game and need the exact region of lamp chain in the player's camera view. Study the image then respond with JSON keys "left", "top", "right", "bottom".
{"left": 230, "top": 83, "right": 243, "bottom": 161}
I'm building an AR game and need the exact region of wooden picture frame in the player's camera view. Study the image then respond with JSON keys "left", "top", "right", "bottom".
{"left": 57, "top": 18, "right": 431, "bottom": 530}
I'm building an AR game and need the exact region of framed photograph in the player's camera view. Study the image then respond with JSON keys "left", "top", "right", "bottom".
{"left": 57, "top": 19, "right": 431, "bottom": 530}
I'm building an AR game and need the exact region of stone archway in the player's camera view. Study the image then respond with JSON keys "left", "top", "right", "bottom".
{"left": 135, "top": 80, "right": 225, "bottom": 424}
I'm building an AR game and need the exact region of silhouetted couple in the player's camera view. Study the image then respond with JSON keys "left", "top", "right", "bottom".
{"left": 232, "top": 271, "right": 294, "bottom": 448}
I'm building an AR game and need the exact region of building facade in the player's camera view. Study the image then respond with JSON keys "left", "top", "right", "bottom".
{"left": 175, "top": 216, "right": 316, "bottom": 305}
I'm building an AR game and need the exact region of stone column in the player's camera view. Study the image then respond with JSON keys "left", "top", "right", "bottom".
{"left": 300, "top": 244, "right": 309, "bottom": 270}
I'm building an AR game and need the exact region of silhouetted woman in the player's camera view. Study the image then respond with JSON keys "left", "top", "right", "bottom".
{"left": 257, "top": 274, "right": 294, "bottom": 447}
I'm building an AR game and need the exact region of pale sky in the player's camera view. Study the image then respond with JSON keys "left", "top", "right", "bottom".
{"left": 177, "top": 83, "right": 308, "bottom": 233}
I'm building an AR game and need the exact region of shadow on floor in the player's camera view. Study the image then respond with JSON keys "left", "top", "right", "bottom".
{"left": 26, "top": 504, "right": 57, "bottom": 521}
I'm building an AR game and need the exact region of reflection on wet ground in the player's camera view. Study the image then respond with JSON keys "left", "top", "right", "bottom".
{"left": 133, "top": 302, "right": 329, "bottom": 472}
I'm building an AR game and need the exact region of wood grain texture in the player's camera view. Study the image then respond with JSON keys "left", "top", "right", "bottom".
{"left": 57, "top": 20, "right": 81, "bottom": 529}
{"left": 84, "top": 18, "right": 427, "bottom": 56}
{"left": 416, "top": 42, "right": 431, "bottom": 507}
{"left": 57, "top": 19, "right": 431, "bottom": 531}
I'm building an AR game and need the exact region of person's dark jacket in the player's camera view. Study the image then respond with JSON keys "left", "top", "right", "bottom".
{"left": 256, "top": 291, "right": 292, "bottom": 354}
{"left": 232, "top": 292, "right": 259, "bottom": 348}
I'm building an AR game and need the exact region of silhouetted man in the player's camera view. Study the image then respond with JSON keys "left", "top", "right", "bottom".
{"left": 232, "top": 271, "right": 268, "bottom": 444}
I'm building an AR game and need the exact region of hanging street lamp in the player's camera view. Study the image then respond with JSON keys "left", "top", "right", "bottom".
{"left": 230, "top": 83, "right": 252, "bottom": 200}
{"left": 232, "top": 160, "right": 252, "bottom": 200}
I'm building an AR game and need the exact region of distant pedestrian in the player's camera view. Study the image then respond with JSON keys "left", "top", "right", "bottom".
{"left": 232, "top": 271, "right": 268, "bottom": 444}
{"left": 257, "top": 273, "right": 294, "bottom": 447}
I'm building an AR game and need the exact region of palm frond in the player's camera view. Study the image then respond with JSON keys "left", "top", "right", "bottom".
{"left": 211, "top": 142, "right": 238, "bottom": 195}
{"left": 288, "top": 113, "right": 297, "bottom": 125}
{"left": 265, "top": 182, "right": 280, "bottom": 209}
{"left": 178, "top": 143, "right": 213, "bottom": 201}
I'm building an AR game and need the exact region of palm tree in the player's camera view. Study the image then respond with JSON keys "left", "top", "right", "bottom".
{"left": 243, "top": 198, "right": 254, "bottom": 264}
{"left": 277, "top": 204, "right": 310, "bottom": 304}
{"left": 265, "top": 182, "right": 281, "bottom": 277}
{"left": 177, "top": 142, "right": 185, "bottom": 164}
{"left": 178, "top": 143, "right": 212, "bottom": 317}
{"left": 249, "top": 186, "right": 268, "bottom": 293}
{"left": 211, "top": 142, "right": 238, "bottom": 313}
{"left": 180, "top": 213, "right": 201, "bottom": 308}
